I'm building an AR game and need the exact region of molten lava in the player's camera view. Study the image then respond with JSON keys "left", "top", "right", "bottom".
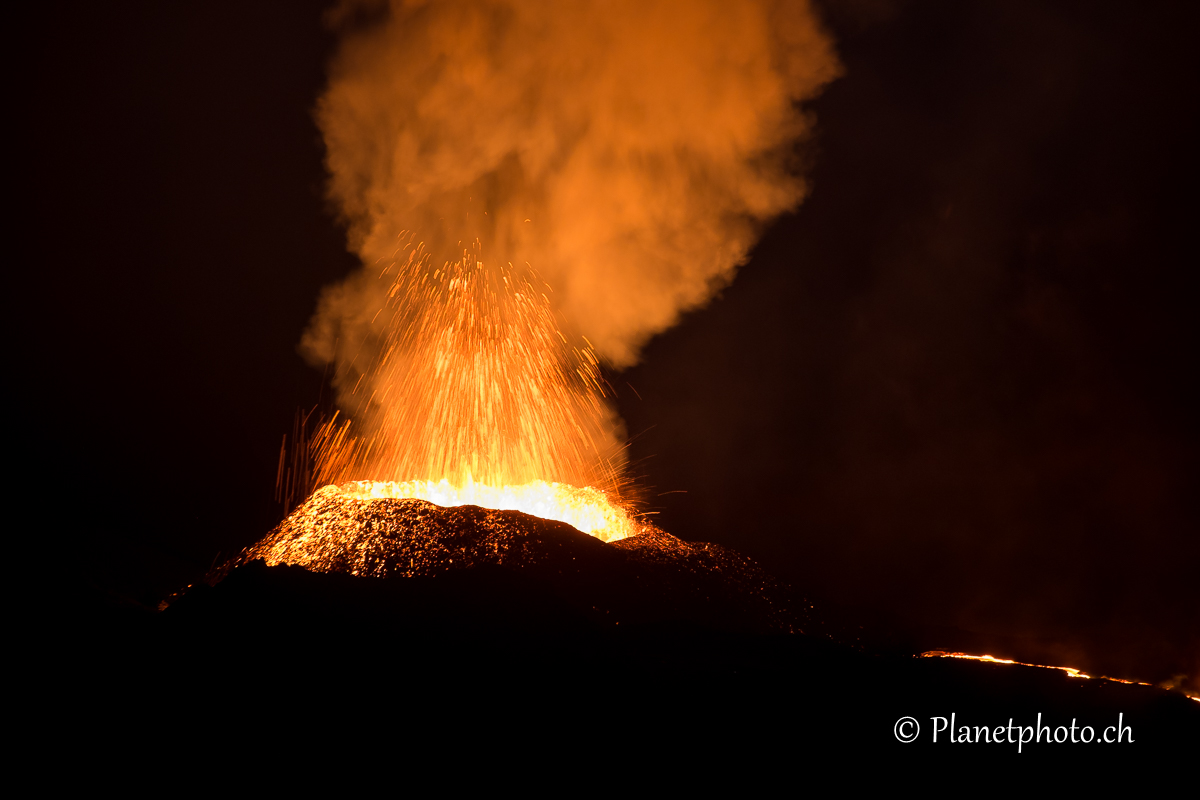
{"left": 284, "top": 237, "right": 636, "bottom": 540}
{"left": 308, "top": 238, "right": 622, "bottom": 494}
{"left": 920, "top": 651, "right": 1153, "bottom": 687}
{"left": 340, "top": 479, "right": 638, "bottom": 542}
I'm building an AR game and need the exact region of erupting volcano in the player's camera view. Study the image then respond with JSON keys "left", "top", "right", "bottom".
{"left": 285, "top": 238, "right": 638, "bottom": 547}
{"left": 230, "top": 212, "right": 807, "bottom": 635}
{"left": 246, "top": 0, "right": 843, "bottom": 576}
{"left": 25, "top": 0, "right": 1200, "bottom": 758}
{"left": 241, "top": 232, "right": 783, "bottom": 626}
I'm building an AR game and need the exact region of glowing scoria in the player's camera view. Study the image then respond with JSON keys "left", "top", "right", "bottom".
{"left": 340, "top": 479, "right": 638, "bottom": 542}
{"left": 225, "top": 482, "right": 804, "bottom": 634}
{"left": 246, "top": 480, "right": 641, "bottom": 578}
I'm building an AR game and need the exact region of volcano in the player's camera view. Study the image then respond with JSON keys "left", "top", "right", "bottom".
{"left": 168, "top": 482, "right": 813, "bottom": 639}
{"left": 138, "top": 487, "right": 1199, "bottom": 759}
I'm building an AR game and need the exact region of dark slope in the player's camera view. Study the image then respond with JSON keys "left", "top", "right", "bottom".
{"left": 195, "top": 489, "right": 819, "bottom": 636}
{"left": 89, "top": 498, "right": 1192, "bottom": 758}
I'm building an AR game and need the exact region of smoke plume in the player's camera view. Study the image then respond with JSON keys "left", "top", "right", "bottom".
{"left": 303, "top": 0, "right": 839, "bottom": 482}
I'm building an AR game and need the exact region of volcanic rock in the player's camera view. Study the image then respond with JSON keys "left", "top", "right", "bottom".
{"left": 183, "top": 485, "right": 813, "bottom": 636}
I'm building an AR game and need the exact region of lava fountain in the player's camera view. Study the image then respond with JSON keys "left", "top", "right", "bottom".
{"left": 237, "top": 239, "right": 787, "bottom": 630}
{"left": 280, "top": 236, "right": 640, "bottom": 546}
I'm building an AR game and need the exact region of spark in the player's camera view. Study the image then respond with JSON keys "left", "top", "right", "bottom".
{"left": 289, "top": 235, "right": 631, "bottom": 541}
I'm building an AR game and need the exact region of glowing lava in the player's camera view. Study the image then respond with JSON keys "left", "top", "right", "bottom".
{"left": 276, "top": 238, "right": 639, "bottom": 542}
{"left": 340, "top": 479, "right": 638, "bottom": 542}
{"left": 305, "top": 238, "right": 623, "bottom": 497}
{"left": 920, "top": 651, "right": 1153, "bottom": 686}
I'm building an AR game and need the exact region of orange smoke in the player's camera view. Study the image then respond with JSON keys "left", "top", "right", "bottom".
{"left": 305, "top": 0, "right": 838, "bottom": 365}
{"left": 296, "top": 0, "right": 839, "bottom": 522}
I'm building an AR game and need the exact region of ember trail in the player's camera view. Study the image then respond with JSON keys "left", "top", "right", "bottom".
{"left": 294, "top": 236, "right": 636, "bottom": 542}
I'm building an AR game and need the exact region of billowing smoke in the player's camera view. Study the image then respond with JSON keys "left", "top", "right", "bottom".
{"left": 302, "top": 0, "right": 839, "bottom": 484}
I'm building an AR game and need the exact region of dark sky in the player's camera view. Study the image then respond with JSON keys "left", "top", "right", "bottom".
{"left": 17, "top": 0, "right": 1197, "bottom": 683}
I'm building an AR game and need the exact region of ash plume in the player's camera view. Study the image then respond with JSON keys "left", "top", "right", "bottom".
{"left": 302, "top": 0, "right": 840, "bottom": 482}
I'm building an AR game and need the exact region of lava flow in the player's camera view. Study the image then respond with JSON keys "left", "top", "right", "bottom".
{"left": 920, "top": 651, "right": 1160, "bottom": 688}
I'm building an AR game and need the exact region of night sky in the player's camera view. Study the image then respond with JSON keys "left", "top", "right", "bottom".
{"left": 18, "top": 0, "right": 1197, "bottom": 684}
